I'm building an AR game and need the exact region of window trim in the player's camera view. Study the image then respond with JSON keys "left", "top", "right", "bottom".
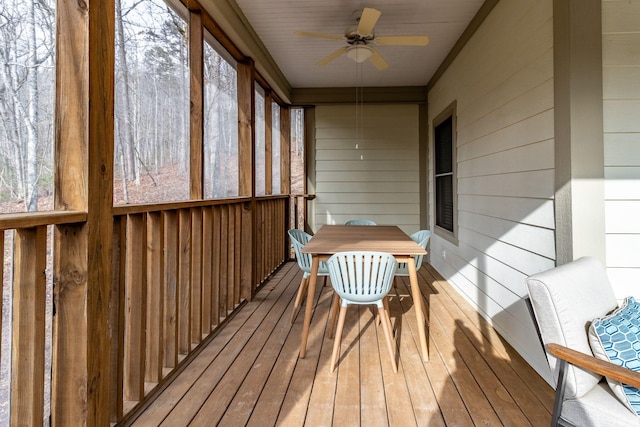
{"left": 433, "top": 101, "right": 458, "bottom": 245}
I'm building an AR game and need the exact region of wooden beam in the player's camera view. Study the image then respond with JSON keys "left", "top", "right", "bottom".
{"left": 0, "top": 211, "right": 86, "bottom": 230}
{"left": 265, "top": 92, "right": 273, "bottom": 195}
{"left": 280, "top": 106, "right": 291, "bottom": 195}
{"left": 237, "top": 59, "right": 254, "bottom": 197}
{"left": 53, "top": 0, "right": 114, "bottom": 425}
{"left": 237, "top": 59, "right": 255, "bottom": 300}
{"left": 190, "top": 9, "right": 204, "bottom": 200}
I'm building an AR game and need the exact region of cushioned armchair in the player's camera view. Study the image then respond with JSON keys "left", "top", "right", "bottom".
{"left": 526, "top": 257, "right": 640, "bottom": 426}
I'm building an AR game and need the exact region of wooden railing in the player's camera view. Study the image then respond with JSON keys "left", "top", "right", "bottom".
{"left": 0, "top": 196, "right": 288, "bottom": 425}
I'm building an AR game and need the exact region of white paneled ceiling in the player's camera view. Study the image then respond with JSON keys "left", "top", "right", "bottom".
{"left": 227, "top": 0, "right": 485, "bottom": 89}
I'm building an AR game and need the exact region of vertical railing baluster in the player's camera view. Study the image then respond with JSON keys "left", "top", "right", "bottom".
{"left": 124, "top": 214, "right": 147, "bottom": 401}
{"left": 11, "top": 225, "right": 46, "bottom": 425}
{"left": 146, "top": 212, "right": 164, "bottom": 383}
{"left": 201, "top": 207, "right": 213, "bottom": 335}
{"left": 163, "top": 210, "right": 178, "bottom": 368}
{"left": 190, "top": 208, "right": 203, "bottom": 345}
{"left": 178, "top": 209, "right": 191, "bottom": 355}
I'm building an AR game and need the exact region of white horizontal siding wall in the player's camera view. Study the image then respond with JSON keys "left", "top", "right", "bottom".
{"left": 427, "top": 0, "right": 554, "bottom": 379}
{"left": 603, "top": 0, "right": 640, "bottom": 298}
{"left": 313, "top": 104, "right": 420, "bottom": 234}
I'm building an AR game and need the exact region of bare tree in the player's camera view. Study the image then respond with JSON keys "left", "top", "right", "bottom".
{"left": 112, "top": 0, "right": 189, "bottom": 205}
{"left": 115, "top": 0, "right": 138, "bottom": 186}
{"left": 0, "top": 0, "right": 54, "bottom": 212}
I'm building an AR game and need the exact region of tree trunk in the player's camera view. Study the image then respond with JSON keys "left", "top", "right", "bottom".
{"left": 25, "top": 0, "right": 39, "bottom": 212}
{"left": 115, "top": 0, "right": 137, "bottom": 183}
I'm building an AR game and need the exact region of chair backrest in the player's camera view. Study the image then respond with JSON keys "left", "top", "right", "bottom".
{"left": 410, "top": 230, "right": 431, "bottom": 269}
{"left": 526, "top": 256, "right": 618, "bottom": 399}
{"left": 345, "top": 219, "right": 376, "bottom": 226}
{"left": 327, "top": 251, "right": 397, "bottom": 304}
{"left": 288, "top": 229, "right": 313, "bottom": 273}
{"left": 395, "top": 230, "right": 431, "bottom": 275}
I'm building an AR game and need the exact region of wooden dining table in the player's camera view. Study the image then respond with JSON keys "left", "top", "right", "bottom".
{"left": 300, "top": 224, "right": 429, "bottom": 362}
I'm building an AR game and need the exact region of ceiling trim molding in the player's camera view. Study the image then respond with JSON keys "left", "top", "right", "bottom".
{"left": 427, "top": 0, "right": 500, "bottom": 91}
{"left": 290, "top": 87, "right": 428, "bottom": 105}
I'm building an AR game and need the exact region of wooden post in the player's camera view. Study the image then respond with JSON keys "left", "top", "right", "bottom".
{"left": 264, "top": 92, "right": 273, "bottom": 195}
{"left": 280, "top": 106, "right": 291, "bottom": 195}
{"left": 53, "top": 0, "right": 114, "bottom": 424}
{"left": 237, "top": 59, "right": 255, "bottom": 299}
{"left": 237, "top": 59, "right": 254, "bottom": 198}
{"left": 190, "top": 9, "right": 203, "bottom": 200}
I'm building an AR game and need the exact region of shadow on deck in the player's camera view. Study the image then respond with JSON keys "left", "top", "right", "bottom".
{"left": 128, "top": 261, "right": 554, "bottom": 426}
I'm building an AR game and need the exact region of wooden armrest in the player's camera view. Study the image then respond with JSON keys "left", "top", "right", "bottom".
{"left": 547, "top": 343, "right": 640, "bottom": 389}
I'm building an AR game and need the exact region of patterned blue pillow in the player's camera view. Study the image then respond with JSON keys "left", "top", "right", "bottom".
{"left": 589, "top": 296, "right": 640, "bottom": 415}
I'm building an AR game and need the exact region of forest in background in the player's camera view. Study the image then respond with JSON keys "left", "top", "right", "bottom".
{"left": 1, "top": 0, "right": 285, "bottom": 212}
{"left": 1, "top": 0, "right": 305, "bottom": 423}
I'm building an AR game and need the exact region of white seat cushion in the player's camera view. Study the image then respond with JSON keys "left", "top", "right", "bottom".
{"left": 526, "top": 257, "right": 618, "bottom": 399}
{"left": 563, "top": 381, "right": 640, "bottom": 426}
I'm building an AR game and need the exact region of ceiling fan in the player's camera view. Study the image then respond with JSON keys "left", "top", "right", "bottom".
{"left": 294, "top": 7, "right": 429, "bottom": 70}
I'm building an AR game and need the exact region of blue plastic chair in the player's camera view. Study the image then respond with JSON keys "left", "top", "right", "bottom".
{"left": 344, "top": 219, "right": 376, "bottom": 226}
{"left": 395, "top": 230, "right": 431, "bottom": 277}
{"left": 326, "top": 251, "right": 398, "bottom": 373}
{"left": 288, "top": 229, "right": 329, "bottom": 324}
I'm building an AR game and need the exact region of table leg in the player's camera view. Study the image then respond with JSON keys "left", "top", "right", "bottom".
{"left": 408, "top": 257, "right": 429, "bottom": 362}
{"left": 300, "top": 256, "right": 319, "bottom": 358}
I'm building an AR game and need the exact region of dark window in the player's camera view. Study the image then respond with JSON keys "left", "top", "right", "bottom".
{"left": 434, "top": 113, "right": 455, "bottom": 233}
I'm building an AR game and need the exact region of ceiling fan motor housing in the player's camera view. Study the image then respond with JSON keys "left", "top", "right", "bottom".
{"left": 345, "top": 28, "right": 375, "bottom": 45}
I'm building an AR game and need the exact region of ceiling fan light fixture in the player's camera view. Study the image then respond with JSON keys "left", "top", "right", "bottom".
{"left": 346, "top": 45, "right": 373, "bottom": 63}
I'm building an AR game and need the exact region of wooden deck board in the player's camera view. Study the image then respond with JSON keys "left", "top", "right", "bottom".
{"left": 130, "top": 261, "right": 554, "bottom": 426}
{"left": 304, "top": 288, "right": 340, "bottom": 426}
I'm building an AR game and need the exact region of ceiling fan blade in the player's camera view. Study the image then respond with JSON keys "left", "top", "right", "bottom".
{"left": 317, "top": 47, "right": 349, "bottom": 66}
{"left": 374, "top": 35, "right": 430, "bottom": 46}
{"left": 294, "top": 31, "right": 344, "bottom": 41}
{"left": 357, "top": 7, "right": 381, "bottom": 36}
{"left": 370, "top": 49, "right": 389, "bottom": 70}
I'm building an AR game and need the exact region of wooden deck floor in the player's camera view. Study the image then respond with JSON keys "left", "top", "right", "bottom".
{"left": 130, "top": 261, "right": 555, "bottom": 426}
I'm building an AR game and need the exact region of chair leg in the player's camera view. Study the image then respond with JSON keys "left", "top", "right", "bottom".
{"left": 375, "top": 297, "right": 390, "bottom": 326}
{"left": 290, "top": 276, "right": 309, "bottom": 324}
{"left": 378, "top": 306, "right": 397, "bottom": 373}
{"left": 330, "top": 306, "right": 348, "bottom": 372}
{"left": 382, "top": 297, "right": 390, "bottom": 327}
{"left": 551, "top": 359, "right": 569, "bottom": 427}
{"left": 328, "top": 293, "right": 341, "bottom": 338}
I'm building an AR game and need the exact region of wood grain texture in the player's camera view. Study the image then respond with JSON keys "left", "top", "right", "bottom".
{"left": 264, "top": 92, "right": 273, "bottom": 195}
{"left": 190, "top": 209, "right": 203, "bottom": 344}
{"left": 178, "top": 209, "right": 192, "bottom": 354}
{"left": 163, "top": 211, "right": 179, "bottom": 368}
{"left": 146, "top": 212, "right": 164, "bottom": 382}
{"left": 11, "top": 226, "right": 47, "bottom": 425}
{"left": 124, "top": 214, "right": 147, "bottom": 401}
{"left": 237, "top": 59, "right": 254, "bottom": 197}
{"left": 53, "top": 0, "right": 115, "bottom": 424}
{"left": 132, "top": 262, "right": 554, "bottom": 426}
{"left": 189, "top": 10, "right": 203, "bottom": 199}
{"left": 279, "top": 106, "right": 291, "bottom": 195}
